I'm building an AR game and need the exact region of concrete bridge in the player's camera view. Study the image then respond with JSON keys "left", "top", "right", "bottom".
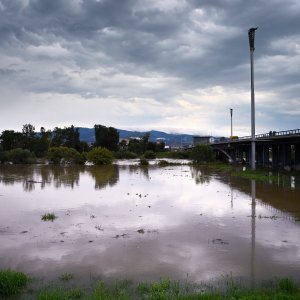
{"left": 211, "top": 129, "right": 300, "bottom": 170}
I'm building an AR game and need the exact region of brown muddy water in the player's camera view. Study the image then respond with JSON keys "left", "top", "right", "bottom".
{"left": 0, "top": 163, "right": 299, "bottom": 287}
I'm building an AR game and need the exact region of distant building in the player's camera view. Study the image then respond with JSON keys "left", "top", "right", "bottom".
{"left": 193, "top": 136, "right": 213, "bottom": 146}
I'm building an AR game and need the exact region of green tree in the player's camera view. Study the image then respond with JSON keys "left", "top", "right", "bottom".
{"left": 190, "top": 144, "right": 215, "bottom": 164}
{"left": 34, "top": 127, "right": 51, "bottom": 157}
{"left": 0, "top": 130, "right": 24, "bottom": 150}
{"left": 50, "top": 126, "right": 81, "bottom": 151}
{"left": 141, "top": 133, "right": 150, "bottom": 153}
{"left": 22, "top": 124, "right": 37, "bottom": 152}
{"left": 94, "top": 125, "right": 119, "bottom": 151}
{"left": 128, "top": 139, "right": 142, "bottom": 154}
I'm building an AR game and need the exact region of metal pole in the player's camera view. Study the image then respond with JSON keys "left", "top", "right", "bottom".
{"left": 248, "top": 27, "right": 258, "bottom": 170}
{"left": 250, "top": 48, "right": 255, "bottom": 170}
{"left": 230, "top": 108, "right": 233, "bottom": 137}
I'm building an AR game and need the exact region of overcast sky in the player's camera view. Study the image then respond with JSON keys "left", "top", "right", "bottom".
{"left": 0, "top": 0, "right": 299, "bottom": 136}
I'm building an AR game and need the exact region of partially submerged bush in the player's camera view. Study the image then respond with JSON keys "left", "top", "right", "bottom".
{"left": 47, "top": 147, "right": 81, "bottom": 164}
{"left": 144, "top": 150, "right": 156, "bottom": 159}
{"left": 0, "top": 269, "right": 28, "bottom": 297}
{"left": 190, "top": 144, "right": 215, "bottom": 164}
{"left": 139, "top": 158, "right": 149, "bottom": 166}
{"left": 7, "top": 148, "right": 36, "bottom": 164}
{"left": 114, "top": 150, "right": 138, "bottom": 159}
{"left": 87, "top": 147, "right": 114, "bottom": 165}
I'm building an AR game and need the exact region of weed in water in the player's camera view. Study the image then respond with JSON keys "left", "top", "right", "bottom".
{"left": 0, "top": 269, "right": 28, "bottom": 297}
{"left": 59, "top": 272, "right": 74, "bottom": 281}
{"left": 41, "top": 213, "right": 57, "bottom": 222}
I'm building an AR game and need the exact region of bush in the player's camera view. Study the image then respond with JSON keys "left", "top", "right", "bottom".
{"left": 7, "top": 148, "right": 36, "bottom": 164}
{"left": 139, "top": 158, "right": 149, "bottom": 166}
{"left": 190, "top": 144, "right": 215, "bottom": 164}
{"left": 168, "top": 150, "right": 191, "bottom": 159}
{"left": 144, "top": 150, "right": 156, "bottom": 159}
{"left": 87, "top": 147, "right": 114, "bottom": 165}
{"left": 114, "top": 150, "right": 138, "bottom": 159}
{"left": 47, "top": 147, "right": 80, "bottom": 164}
{"left": 74, "top": 152, "right": 87, "bottom": 165}
{"left": 0, "top": 151, "right": 8, "bottom": 163}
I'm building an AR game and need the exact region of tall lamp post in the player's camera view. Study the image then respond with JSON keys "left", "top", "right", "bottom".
{"left": 230, "top": 108, "right": 233, "bottom": 137}
{"left": 248, "top": 27, "right": 258, "bottom": 170}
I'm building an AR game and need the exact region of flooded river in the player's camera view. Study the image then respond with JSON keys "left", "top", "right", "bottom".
{"left": 0, "top": 163, "right": 299, "bottom": 287}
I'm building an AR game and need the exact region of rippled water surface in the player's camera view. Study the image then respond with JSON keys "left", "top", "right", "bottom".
{"left": 0, "top": 164, "right": 299, "bottom": 286}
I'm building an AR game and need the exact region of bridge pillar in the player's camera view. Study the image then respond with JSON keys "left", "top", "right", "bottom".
{"left": 256, "top": 145, "right": 263, "bottom": 167}
{"left": 295, "top": 144, "right": 300, "bottom": 171}
{"left": 279, "top": 144, "right": 291, "bottom": 170}
{"left": 272, "top": 145, "right": 279, "bottom": 168}
{"left": 262, "top": 145, "right": 269, "bottom": 167}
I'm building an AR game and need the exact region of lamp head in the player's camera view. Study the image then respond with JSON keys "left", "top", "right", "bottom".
{"left": 248, "top": 27, "right": 258, "bottom": 51}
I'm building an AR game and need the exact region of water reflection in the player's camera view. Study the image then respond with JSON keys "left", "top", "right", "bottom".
{"left": 0, "top": 164, "right": 299, "bottom": 286}
{"left": 251, "top": 180, "right": 256, "bottom": 289}
{"left": 190, "top": 166, "right": 212, "bottom": 185}
{"left": 89, "top": 165, "right": 119, "bottom": 189}
{"left": 217, "top": 172, "right": 300, "bottom": 222}
{"left": 0, "top": 165, "right": 119, "bottom": 191}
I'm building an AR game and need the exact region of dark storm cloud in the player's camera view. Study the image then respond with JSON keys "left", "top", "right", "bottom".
{"left": 0, "top": 0, "right": 299, "bottom": 133}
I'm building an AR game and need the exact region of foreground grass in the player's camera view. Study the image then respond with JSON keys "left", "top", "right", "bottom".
{"left": 1, "top": 270, "right": 300, "bottom": 300}
{"left": 0, "top": 269, "right": 28, "bottom": 297}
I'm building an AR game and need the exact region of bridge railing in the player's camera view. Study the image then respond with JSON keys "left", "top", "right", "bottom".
{"left": 218, "top": 128, "right": 300, "bottom": 142}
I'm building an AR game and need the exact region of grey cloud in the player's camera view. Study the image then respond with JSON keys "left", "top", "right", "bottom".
{"left": 0, "top": 0, "right": 299, "bottom": 133}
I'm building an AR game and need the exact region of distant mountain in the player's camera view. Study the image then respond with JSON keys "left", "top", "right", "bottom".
{"left": 78, "top": 127, "right": 194, "bottom": 147}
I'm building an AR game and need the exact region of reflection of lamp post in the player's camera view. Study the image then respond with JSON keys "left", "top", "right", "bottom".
{"left": 248, "top": 27, "right": 258, "bottom": 170}
{"left": 230, "top": 108, "right": 233, "bottom": 137}
{"left": 250, "top": 179, "right": 256, "bottom": 289}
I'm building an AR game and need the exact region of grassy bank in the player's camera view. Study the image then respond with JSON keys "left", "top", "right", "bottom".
{"left": 1, "top": 270, "right": 300, "bottom": 299}
{"left": 206, "top": 162, "right": 300, "bottom": 182}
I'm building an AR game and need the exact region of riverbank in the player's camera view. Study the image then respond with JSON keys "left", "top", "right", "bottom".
{"left": 1, "top": 270, "right": 300, "bottom": 299}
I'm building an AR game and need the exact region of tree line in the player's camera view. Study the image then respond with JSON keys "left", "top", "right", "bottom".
{"left": 0, "top": 124, "right": 169, "bottom": 164}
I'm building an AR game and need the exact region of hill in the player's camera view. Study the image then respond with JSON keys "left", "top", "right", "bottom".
{"left": 78, "top": 127, "right": 194, "bottom": 147}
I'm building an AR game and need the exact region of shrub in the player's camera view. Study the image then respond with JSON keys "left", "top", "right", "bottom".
{"left": 47, "top": 147, "right": 80, "bottom": 164}
{"left": 7, "top": 148, "right": 36, "bottom": 164}
{"left": 144, "top": 150, "right": 156, "bottom": 159}
{"left": 0, "top": 151, "right": 8, "bottom": 163}
{"left": 190, "top": 144, "right": 215, "bottom": 164}
{"left": 114, "top": 150, "right": 138, "bottom": 159}
{"left": 0, "top": 269, "right": 28, "bottom": 297}
{"left": 87, "top": 147, "right": 114, "bottom": 165}
{"left": 139, "top": 158, "right": 149, "bottom": 166}
{"left": 74, "top": 152, "right": 87, "bottom": 165}
{"left": 168, "top": 150, "right": 191, "bottom": 159}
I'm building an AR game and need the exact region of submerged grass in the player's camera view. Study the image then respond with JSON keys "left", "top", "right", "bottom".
{"left": 41, "top": 213, "right": 57, "bottom": 222}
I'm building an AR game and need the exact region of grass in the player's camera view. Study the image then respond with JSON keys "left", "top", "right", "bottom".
{"left": 231, "top": 169, "right": 279, "bottom": 181}
{"left": 0, "top": 269, "right": 29, "bottom": 297}
{"left": 0, "top": 270, "right": 299, "bottom": 299}
{"left": 206, "top": 162, "right": 286, "bottom": 182}
{"left": 37, "top": 287, "right": 83, "bottom": 300}
{"left": 41, "top": 212, "right": 57, "bottom": 222}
